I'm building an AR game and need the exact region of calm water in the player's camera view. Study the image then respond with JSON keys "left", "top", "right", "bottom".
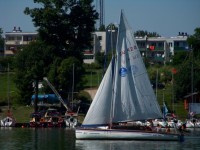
{"left": 1, "top": 127, "right": 200, "bottom": 150}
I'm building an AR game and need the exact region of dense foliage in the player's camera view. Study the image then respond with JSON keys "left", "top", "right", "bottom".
{"left": 14, "top": 0, "right": 98, "bottom": 109}
{"left": 173, "top": 27, "right": 200, "bottom": 100}
{"left": 134, "top": 30, "right": 161, "bottom": 37}
{"left": 14, "top": 41, "right": 54, "bottom": 105}
{"left": 24, "top": 0, "right": 98, "bottom": 59}
{"left": 0, "top": 28, "right": 4, "bottom": 52}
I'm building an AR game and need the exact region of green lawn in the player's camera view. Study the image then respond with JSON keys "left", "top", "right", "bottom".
{"left": 156, "top": 83, "right": 187, "bottom": 120}
{"left": 82, "top": 69, "right": 103, "bottom": 88}
{"left": 0, "top": 73, "right": 18, "bottom": 105}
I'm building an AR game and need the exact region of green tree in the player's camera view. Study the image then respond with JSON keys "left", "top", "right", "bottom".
{"left": 46, "top": 56, "right": 84, "bottom": 102}
{"left": 171, "top": 51, "right": 189, "bottom": 66}
{"left": 24, "top": 0, "right": 98, "bottom": 60}
{"left": 134, "top": 30, "right": 160, "bottom": 37}
{"left": 0, "top": 57, "right": 15, "bottom": 71}
{"left": 99, "top": 25, "right": 106, "bottom": 31}
{"left": 174, "top": 27, "right": 200, "bottom": 100}
{"left": 58, "top": 57, "right": 84, "bottom": 95}
{"left": 0, "top": 28, "right": 4, "bottom": 54}
{"left": 23, "top": 0, "right": 98, "bottom": 106}
{"left": 14, "top": 41, "right": 54, "bottom": 109}
{"left": 187, "top": 28, "right": 200, "bottom": 56}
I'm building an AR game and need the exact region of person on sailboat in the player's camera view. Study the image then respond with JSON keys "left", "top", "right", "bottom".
{"left": 155, "top": 124, "right": 162, "bottom": 132}
{"left": 150, "top": 120, "right": 154, "bottom": 127}
{"left": 165, "top": 125, "right": 171, "bottom": 133}
{"left": 147, "top": 119, "right": 154, "bottom": 131}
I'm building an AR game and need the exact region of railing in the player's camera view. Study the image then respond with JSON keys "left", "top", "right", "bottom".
{"left": 139, "top": 47, "right": 164, "bottom": 51}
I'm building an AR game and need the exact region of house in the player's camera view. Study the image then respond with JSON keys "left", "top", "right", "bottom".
{"left": 3, "top": 27, "right": 189, "bottom": 65}
{"left": 4, "top": 27, "right": 38, "bottom": 56}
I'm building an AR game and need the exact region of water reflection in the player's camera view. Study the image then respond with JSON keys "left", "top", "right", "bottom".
{"left": 0, "top": 127, "right": 200, "bottom": 150}
{"left": 0, "top": 128, "right": 75, "bottom": 150}
{"left": 76, "top": 129, "right": 200, "bottom": 150}
{"left": 76, "top": 140, "right": 178, "bottom": 150}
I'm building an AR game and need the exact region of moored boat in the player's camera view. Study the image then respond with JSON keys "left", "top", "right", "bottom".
{"left": 75, "top": 10, "right": 183, "bottom": 141}
{"left": 64, "top": 112, "right": 78, "bottom": 128}
{"left": 1, "top": 116, "right": 16, "bottom": 127}
{"left": 76, "top": 128, "right": 180, "bottom": 141}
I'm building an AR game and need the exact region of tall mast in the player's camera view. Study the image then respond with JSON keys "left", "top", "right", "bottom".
{"left": 7, "top": 63, "right": 10, "bottom": 110}
{"left": 72, "top": 63, "right": 75, "bottom": 110}
{"left": 191, "top": 45, "right": 194, "bottom": 111}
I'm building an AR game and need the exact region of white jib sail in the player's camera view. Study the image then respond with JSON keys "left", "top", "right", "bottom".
{"left": 82, "top": 58, "right": 115, "bottom": 126}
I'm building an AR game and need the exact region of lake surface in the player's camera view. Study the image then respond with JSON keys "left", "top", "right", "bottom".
{"left": 1, "top": 127, "right": 200, "bottom": 150}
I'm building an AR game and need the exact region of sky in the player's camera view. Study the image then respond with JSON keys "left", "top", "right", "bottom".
{"left": 0, "top": 0, "right": 200, "bottom": 37}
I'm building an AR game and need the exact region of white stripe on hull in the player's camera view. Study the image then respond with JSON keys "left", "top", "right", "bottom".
{"left": 76, "top": 129, "right": 180, "bottom": 141}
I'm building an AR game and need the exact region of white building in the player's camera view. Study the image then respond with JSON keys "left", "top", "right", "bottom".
{"left": 3, "top": 27, "right": 189, "bottom": 64}
{"left": 83, "top": 31, "right": 106, "bottom": 64}
{"left": 4, "top": 27, "right": 38, "bottom": 56}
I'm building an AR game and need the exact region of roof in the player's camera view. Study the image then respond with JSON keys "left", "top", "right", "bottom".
{"left": 5, "top": 32, "right": 38, "bottom": 36}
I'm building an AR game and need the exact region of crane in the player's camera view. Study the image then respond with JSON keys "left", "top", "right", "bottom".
{"left": 43, "top": 77, "right": 69, "bottom": 111}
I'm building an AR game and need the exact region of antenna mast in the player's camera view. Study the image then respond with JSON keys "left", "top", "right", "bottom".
{"left": 96, "top": 0, "right": 105, "bottom": 29}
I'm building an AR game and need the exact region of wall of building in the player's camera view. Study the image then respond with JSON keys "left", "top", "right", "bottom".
{"left": 4, "top": 27, "right": 38, "bottom": 56}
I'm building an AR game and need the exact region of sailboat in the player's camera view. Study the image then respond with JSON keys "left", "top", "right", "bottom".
{"left": 0, "top": 64, "right": 16, "bottom": 127}
{"left": 76, "top": 11, "right": 182, "bottom": 141}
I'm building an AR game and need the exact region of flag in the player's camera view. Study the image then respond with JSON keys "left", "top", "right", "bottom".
{"left": 171, "top": 68, "right": 177, "bottom": 74}
{"left": 163, "top": 102, "right": 168, "bottom": 119}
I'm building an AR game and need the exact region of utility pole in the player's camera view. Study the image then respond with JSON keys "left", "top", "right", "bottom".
{"left": 191, "top": 45, "right": 193, "bottom": 112}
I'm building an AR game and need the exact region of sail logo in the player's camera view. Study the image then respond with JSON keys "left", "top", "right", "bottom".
{"left": 120, "top": 46, "right": 137, "bottom": 56}
{"left": 119, "top": 67, "right": 128, "bottom": 77}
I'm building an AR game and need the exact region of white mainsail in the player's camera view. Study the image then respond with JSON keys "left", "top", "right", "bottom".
{"left": 82, "top": 10, "right": 162, "bottom": 127}
{"left": 112, "top": 11, "right": 162, "bottom": 122}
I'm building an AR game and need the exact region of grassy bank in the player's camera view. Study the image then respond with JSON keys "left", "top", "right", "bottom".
{"left": 0, "top": 70, "right": 188, "bottom": 123}
{"left": 0, "top": 73, "right": 18, "bottom": 105}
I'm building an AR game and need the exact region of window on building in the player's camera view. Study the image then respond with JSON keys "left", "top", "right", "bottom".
{"left": 149, "top": 42, "right": 156, "bottom": 46}
{"left": 98, "top": 36, "right": 102, "bottom": 40}
{"left": 84, "top": 55, "right": 94, "bottom": 59}
{"left": 158, "top": 42, "right": 164, "bottom": 47}
{"left": 174, "top": 42, "right": 179, "bottom": 47}
{"left": 10, "top": 46, "right": 16, "bottom": 50}
{"left": 17, "top": 36, "right": 22, "bottom": 41}
{"left": 7, "top": 36, "right": 15, "bottom": 41}
{"left": 169, "top": 42, "right": 172, "bottom": 47}
{"left": 28, "top": 37, "right": 32, "bottom": 41}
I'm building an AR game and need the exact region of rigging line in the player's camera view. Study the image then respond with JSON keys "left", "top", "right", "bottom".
{"left": 176, "top": 50, "right": 190, "bottom": 71}
{"left": 134, "top": 71, "right": 148, "bottom": 78}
